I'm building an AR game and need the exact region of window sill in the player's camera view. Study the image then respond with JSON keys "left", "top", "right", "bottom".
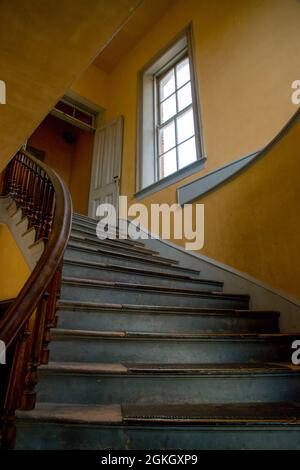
{"left": 135, "top": 157, "right": 206, "bottom": 200}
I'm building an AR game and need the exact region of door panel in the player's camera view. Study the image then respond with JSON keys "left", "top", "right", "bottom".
{"left": 89, "top": 116, "right": 123, "bottom": 218}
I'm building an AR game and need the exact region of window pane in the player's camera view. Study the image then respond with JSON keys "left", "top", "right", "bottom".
{"left": 159, "top": 69, "right": 175, "bottom": 101}
{"left": 159, "top": 148, "right": 177, "bottom": 178}
{"left": 176, "top": 108, "right": 194, "bottom": 143}
{"left": 176, "top": 57, "right": 190, "bottom": 88}
{"left": 177, "top": 82, "right": 192, "bottom": 111}
{"left": 159, "top": 121, "right": 175, "bottom": 155}
{"left": 178, "top": 137, "right": 197, "bottom": 169}
{"left": 160, "top": 94, "right": 176, "bottom": 123}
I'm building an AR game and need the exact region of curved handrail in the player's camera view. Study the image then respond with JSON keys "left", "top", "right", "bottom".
{"left": 177, "top": 106, "right": 300, "bottom": 205}
{"left": 0, "top": 149, "right": 72, "bottom": 349}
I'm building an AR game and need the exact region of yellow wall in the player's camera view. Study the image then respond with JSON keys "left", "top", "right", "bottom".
{"left": 72, "top": 0, "right": 300, "bottom": 298}
{"left": 0, "top": 0, "right": 141, "bottom": 170}
{"left": 90, "top": 0, "right": 300, "bottom": 199}
{"left": 196, "top": 115, "right": 300, "bottom": 298}
{"left": 0, "top": 224, "right": 30, "bottom": 301}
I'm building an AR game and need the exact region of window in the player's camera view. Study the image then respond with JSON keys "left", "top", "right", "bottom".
{"left": 157, "top": 55, "right": 197, "bottom": 179}
{"left": 137, "top": 27, "right": 205, "bottom": 196}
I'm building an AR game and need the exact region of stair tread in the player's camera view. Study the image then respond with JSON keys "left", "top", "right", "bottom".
{"left": 63, "top": 257, "right": 201, "bottom": 280}
{"left": 17, "top": 401, "right": 300, "bottom": 426}
{"left": 70, "top": 233, "right": 159, "bottom": 255}
{"left": 52, "top": 328, "right": 299, "bottom": 340}
{"left": 122, "top": 402, "right": 300, "bottom": 424}
{"left": 61, "top": 277, "right": 246, "bottom": 299}
{"left": 40, "top": 361, "right": 300, "bottom": 375}
{"left": 71, "top": 223, "right": 147, "bottom": 246}
{"left": 67, "top": 241, "right": 179, "bottom": 267}
{"left": 62, "top": 276, "right": 223, "bottom": 291}
{"left": 17, "top": 403, "right": 122, "bottom": 424}
{"left": 69, "top": 235, "right": 160, "bottom": 258}
{"left": 58, "top": 300, "right": 279, "bottom": 317}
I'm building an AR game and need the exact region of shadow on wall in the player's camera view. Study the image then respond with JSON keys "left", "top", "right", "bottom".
{"left": 28, "top": 115, "right": 94, "bottom": 215}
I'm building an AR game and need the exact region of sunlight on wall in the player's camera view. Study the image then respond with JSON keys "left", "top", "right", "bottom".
{"left": 71, "top": 0, "right": 300, "bottom": 298}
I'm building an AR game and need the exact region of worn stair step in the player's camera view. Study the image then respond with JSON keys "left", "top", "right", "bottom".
{"left": 61, "top": 278, "right": 245, "bottom": 308}
{"left": 49, "top": 330, "right": 295, "bottom": 364}
{"left": 16, "top": 400, "right": 300, "bottom": 450}
{"left": 71, "top": 219, "right": 127, "bottom": 240}
{"left": 70, "top": 233, "right": 156, "bottom": 257}
{"left": 123, "top": 402, "right": 300, "bottom": 424}
{"left": 72, "top": 216, "right": 144, "bottom": 244}
{"left": 71, "top": 221, "right": 149, "bottom": 246}
{"left": 17, "top": 402, "right": 122, "bottom": 425}
{"left": 57, "top": 300, "right": 279, "bottom": 333}
{"left": 64, "top": 245, "right": 200, "bottom": 278}
{"left": 62, "top": 258, "right": 205, "bottom": 291}
{"left": 71, "top": 221, "right": 131, "bottom": 243}
{"left": 67, "top": 239, "right": 169, "bottom": 264}
{"left": 72, "top": 212, "right": 120, "bottom": 229}
{"left": 71, "top": 221, "right": 146, "bottom": 247}
{"left": 70, "top": 232, "right": 160, "bottom": 257}
{"left": 72, "top": 214, "right": 133, "bottom": 237}
{"left": 36, "top": 362, "right": 300, "bottom": 405}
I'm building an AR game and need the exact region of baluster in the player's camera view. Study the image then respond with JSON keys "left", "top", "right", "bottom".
{"left": 20, "top": 294, "right": 49, "bottom": 410}
{"left": 39, "top": 182, "right": 55, "bottom": 240}
{"left": 24, "top": 159, "right": 35, "bottom": 225}
{"left": 41, "top": 263, "right": 63, "bottom": 364}
{"left": 32, "top": 166, "right": 45, "bottom": 237}
{"left": 8, "top": 157, "right": 18, "bottom": 198}
{"left": 14, "top": 153, "right": 25, "bottom": 206}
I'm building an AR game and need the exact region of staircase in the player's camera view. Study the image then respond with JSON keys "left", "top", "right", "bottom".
{"left": 15, "top": 213, "right": 300, "bottom": 450}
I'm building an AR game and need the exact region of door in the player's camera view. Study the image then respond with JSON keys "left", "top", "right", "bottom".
{"left": 88, "top": 116, "right": 124, "bottom": 218}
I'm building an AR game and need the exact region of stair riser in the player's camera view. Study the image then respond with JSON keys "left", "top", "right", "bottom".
{"left": 62, "top": 264, "right": 221, "bottom": 291}
{"left": 61, "top": 285, "right": 246, "bottom": 309}
{"left": 64, "top": 247, "right": 198, "bottom": 277}
{"left": 49, "top": 337, "right": 291, "bottom": 363}
{"left": 57, "top": 309, "right": 278, "bottom": 333}
{"left": 15, "top": 422, "right": 300, "bottom": 450}
{"left": 37, "top": 372, "right": 300, "bottom": 405}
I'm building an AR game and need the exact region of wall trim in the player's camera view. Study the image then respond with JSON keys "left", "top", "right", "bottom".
{"left": 121, "top": 217, "right": 300, "bottom": 307}
{"left": 177, "top": 150, "right": 260, "bottom": 205}
{"left": 177, "top": 107, "right": 300, "bottom": 205}
{"left": 120, "top": 217, "right": 300, "bottom": 332}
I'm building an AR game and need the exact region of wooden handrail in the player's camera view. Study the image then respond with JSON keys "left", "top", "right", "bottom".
{"left": 0, "top": 148, "right": 72, "bottom": 448}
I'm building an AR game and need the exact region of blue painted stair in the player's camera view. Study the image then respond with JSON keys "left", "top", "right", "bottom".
{"left": 15, "top": 212, "right": 300, "bottom": 450}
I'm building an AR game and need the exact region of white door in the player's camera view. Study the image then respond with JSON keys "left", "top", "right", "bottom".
{"left": 88, "top": 116, "right": 124, "bottom": 219}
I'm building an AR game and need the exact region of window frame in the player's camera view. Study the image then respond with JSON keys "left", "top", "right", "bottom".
{"left": 136, "top": 25, "right": 205, "bottom": 196}
{"left": 154, "top": 51, "right": 198, "bottom": 181}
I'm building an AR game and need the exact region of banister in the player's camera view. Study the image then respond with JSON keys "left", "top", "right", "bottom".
{"left": 0, "top": 150, "right": 72, "bottom": 348}
{"left": 0, "top": 148, "right": 72, "bottom": 448}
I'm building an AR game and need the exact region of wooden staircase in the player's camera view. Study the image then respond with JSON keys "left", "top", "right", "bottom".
{"left": 15, "top": 213, "right": 300, "bottom": 450}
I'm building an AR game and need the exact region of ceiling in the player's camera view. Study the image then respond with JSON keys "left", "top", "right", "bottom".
{"left": 93, "top": 0, "right": 174, "bottom": 72}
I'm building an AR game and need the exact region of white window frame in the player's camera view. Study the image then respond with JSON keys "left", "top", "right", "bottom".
{"left": 136, "top": 25, "right": 205, "bottom": 196}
